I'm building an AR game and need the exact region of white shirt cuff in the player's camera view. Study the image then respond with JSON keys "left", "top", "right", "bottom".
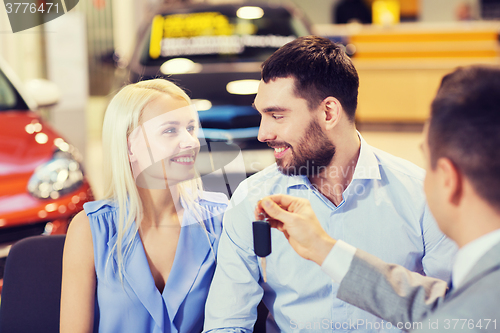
{"left": 320, "top": 240, "right": 357, "bottom": 283}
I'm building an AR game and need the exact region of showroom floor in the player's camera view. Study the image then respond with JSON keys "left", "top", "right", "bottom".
{"left": 84, "top": 97, "right": 426, "bottom": 200}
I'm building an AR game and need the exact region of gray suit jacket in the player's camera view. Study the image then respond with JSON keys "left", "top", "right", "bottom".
{"left": 337, "top": 241, "right": 500, "bottom": 332}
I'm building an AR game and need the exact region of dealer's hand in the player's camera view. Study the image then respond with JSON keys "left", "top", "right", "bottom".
{"left": 255, "top": 194, "right": 336, "bottom": 266}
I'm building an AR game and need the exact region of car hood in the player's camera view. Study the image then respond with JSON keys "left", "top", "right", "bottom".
{"left": 0, "top": 111, "right": 57, "bottom": 178}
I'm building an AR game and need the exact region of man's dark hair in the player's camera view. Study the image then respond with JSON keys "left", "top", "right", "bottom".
{"left": 261, "top": 36, "right": 359, "bottom": 122}
{"left": 429, "top": 65, "right": 500, "bottom": 210}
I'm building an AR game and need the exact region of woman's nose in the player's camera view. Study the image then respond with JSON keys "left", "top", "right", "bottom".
{"left": 179, "top": 129, "right": 198, "bottom": 149}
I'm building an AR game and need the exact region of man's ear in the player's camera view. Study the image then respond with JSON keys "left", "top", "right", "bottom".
{"left": 322, "top": 97, "right": 342, "bottom": 130}
{"left": 437, "top": 157, "right": 463, "bottom": 206}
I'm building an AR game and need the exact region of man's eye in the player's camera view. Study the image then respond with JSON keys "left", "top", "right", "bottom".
{"left": 272, "top": 114, "right": 284, "bottom": 120}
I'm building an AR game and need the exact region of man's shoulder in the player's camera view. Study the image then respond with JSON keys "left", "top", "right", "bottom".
{"left": 234, "top": 163, "right": 286, "bottom": 193}
{"left": 247, "top": 163, "right": 282, "bottom": 181}
{"left": 423, "top": 269, "right": 500, "bottom": 331}
{"left": 371, "top": 146, "right": 426, "bottom": 183}
{"left": 229, "top": 163, "right": 289, "bottom": 208}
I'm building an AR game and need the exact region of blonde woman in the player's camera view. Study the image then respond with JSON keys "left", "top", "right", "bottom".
{"left": 60, "top": 79, "right": 227, "bottom": 333}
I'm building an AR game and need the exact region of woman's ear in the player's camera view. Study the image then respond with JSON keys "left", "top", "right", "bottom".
{"left": 322, "top": 97, "right": 342, "bottom": 130}
{"left": 128, "top": 138, "right": 137, "bottom": 163}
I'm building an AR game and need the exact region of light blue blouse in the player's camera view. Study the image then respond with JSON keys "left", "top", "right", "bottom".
{"left": 83, "top": 192, "right": 227, "bottom": 333}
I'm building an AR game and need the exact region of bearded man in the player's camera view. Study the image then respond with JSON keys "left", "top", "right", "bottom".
{"left": 203, "top": 36, "right": 457, "bottom": 333}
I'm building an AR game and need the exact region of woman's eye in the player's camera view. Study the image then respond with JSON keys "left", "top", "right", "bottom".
{"left": 187, "top": 126, "right": 196, "bottom": 132}
{"left": 163, "top": 127, "right": 176, "bottom": 134}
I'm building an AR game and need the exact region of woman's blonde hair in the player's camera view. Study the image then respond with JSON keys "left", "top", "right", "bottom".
{"left": 101, "top": 79, "right": 203, "bottom": 280}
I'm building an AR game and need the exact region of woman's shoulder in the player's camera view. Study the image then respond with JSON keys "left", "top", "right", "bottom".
{"left": 81, "top": 199, "right": 120, "bottom": 240}
{"left": 196, "top": 191, "right": 227, "bottom": 229}
{"left": 193, "top": 192, "right": 227, "bottom": 237}
{"left": 83, "top": 199, "right": 117, "bottom": 216}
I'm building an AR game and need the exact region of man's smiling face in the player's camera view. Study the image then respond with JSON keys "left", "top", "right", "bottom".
{"left": 254, "top": 77, "right": 335, "bottom": 176}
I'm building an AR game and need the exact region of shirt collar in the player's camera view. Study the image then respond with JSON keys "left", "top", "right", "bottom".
{"left": 352, "top": 133, "right": 381, "bottom": 180}
{"left": 452, "top": 228, "right": 500, "bottom": 289}
{"left": 286, "top": 132, "right": 381, "bottom": 189}
{"left": 285, "top": 174, "right": 309, "bottom": 188}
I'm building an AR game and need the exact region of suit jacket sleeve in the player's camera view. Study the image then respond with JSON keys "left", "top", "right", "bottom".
{"left": 336, "top": 248, "right": 449, "bottom": 326}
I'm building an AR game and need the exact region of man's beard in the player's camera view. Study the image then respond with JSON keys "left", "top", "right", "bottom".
{"left": 269, "top": 119, "right": 336, "bottom": 176}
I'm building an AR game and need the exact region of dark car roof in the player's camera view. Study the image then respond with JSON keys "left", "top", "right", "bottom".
{"left": 132, "top": 2, "right": 310, "bottom": 64}
{"left": 153, "top": 2, "right": 305, "bottom": 20}
{"left": 126, "top": 2, "right": 311, "bottom": 143}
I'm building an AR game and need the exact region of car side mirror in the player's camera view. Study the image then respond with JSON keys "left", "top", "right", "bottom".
{"left": 24, "top": 79, "right": 61, "bottom": 107}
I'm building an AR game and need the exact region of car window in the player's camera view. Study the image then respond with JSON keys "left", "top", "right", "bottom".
{"left": 140, "top": 6, "right": 306, "bottom": 66}
{"left": 0, "top": 69, "right": 17, "bottom": 110}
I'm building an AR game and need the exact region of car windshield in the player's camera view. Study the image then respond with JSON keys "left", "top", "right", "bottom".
{"left": 140, "top": 5, "right": 309, "bottom": 66}
{"left": 0, "top": 69, "right": 19, "bottom": 111}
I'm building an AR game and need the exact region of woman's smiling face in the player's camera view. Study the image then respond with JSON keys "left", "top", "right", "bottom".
{"left": 129, "top": 94, "right": 200, "bottom": 188}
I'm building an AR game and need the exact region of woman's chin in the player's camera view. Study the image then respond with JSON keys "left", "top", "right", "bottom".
{"left": 165, "top": 169, "right": 198, "bottom": 185}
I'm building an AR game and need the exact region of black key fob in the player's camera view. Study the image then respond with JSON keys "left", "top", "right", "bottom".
{"left": 253, "top": 219, "right": 271, "bottom": 257}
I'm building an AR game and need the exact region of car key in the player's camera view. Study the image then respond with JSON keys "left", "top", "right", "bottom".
{"left": 253, "top": 211, "right": 272, "bottom": 283}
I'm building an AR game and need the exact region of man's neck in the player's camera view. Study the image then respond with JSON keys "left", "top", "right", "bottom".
{"left": 452, "top": 185, "right": 500, "bottom": 248}
{"left": 309, "top": 131, "right": 361, "bottom": 206}
{"left": 454, "top": 203, "right": 500, "bottom": 249}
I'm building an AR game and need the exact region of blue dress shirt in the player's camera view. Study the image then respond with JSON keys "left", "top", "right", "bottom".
{"left": 83, "top": 191, "right": 227, "bottom": 333}
{"left": 204, "top": 135, "right": 457, "bottom": 333}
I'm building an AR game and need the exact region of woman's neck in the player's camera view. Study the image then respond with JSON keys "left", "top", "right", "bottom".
{"left": 138, "top": 185, "right": 183, "bottom": 228}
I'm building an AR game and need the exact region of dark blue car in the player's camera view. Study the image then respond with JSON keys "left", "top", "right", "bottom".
{"left": 128, "top": 2, "right": 311, "bottom": 148}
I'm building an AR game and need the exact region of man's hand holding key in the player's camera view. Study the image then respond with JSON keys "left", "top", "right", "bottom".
{"left": 255, "top": 195, "right": 337, "bottom": 266}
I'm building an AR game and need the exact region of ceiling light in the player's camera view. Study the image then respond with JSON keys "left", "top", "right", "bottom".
{"left": 35, "top": 133, "right": 49, "bottom": 144}
{"left": 192, "top": 99, "right": 212, "bottom": 111}
{"left": 25, "top": 124, "right": 35, "bottom": 134}
{"left": 33, "top": 122, "right": 42, "bottom": 132}
{"left": 237, "top": 6, "right": 264, "bottom": 20}
{"left": 160, "top": 58, "right": 202, "bottom": 75}
{"left": 45, "top": 203, "right": 58, "bottom": 212}
{"left": 54, "top": 138, "right": 70, "bottom": 152}
{"left": 226, "top": 79, "right": 260, "bottom": 95}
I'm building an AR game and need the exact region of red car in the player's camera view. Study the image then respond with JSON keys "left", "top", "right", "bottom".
{"left": 0, "top": 58, "right": 93, "bottom": 289}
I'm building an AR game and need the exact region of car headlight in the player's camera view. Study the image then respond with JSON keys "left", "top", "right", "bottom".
{"left": 27, "top": 150, "right": 84, "bottom": 200}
